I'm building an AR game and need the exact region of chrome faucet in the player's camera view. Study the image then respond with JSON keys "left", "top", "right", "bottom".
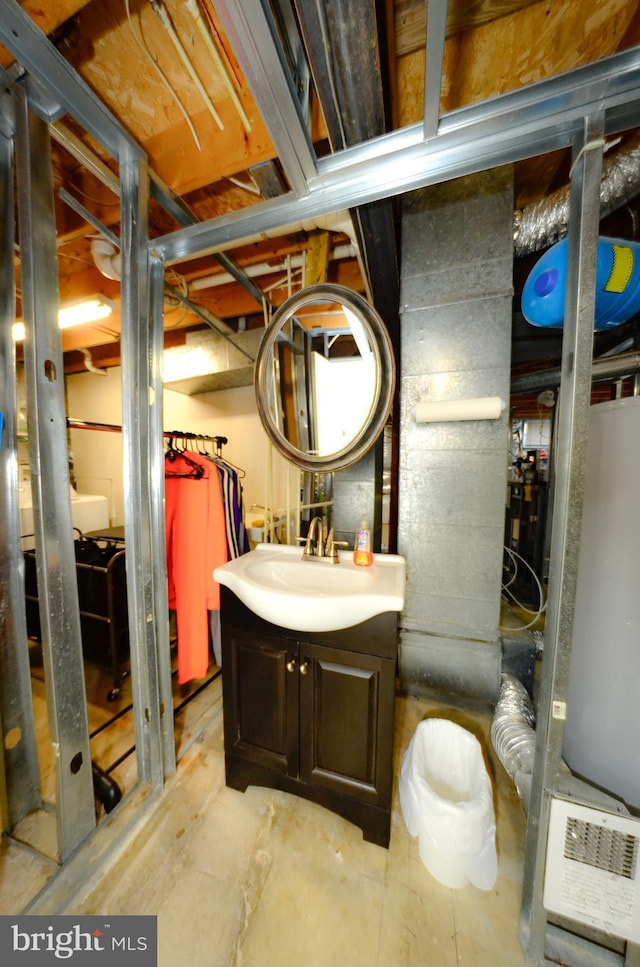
{"left": 303, "top": 516, "right": 324, "bottom": 557}
{"left": 301, "top": 518, "right": 348, "bottom": 563}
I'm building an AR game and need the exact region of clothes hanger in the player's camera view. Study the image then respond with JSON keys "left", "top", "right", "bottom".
{"left": 211, "top": 451, "right": 246, "bottom": 479}
{"left": 164, "top": 442, "right": 205, "bottom": 478}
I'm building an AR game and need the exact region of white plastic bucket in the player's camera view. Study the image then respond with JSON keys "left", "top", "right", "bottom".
{"left": 399, "top": 718, "right": 497, "bottom": 890}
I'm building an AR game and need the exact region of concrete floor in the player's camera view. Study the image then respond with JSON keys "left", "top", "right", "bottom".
{"left": 1, "top": 660, "right": 534, "bottom": 966}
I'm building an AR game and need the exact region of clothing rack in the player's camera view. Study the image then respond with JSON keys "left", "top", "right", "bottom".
{"left": 57, "top": 417, "right": 230, "bottom": 776}
{"left": 66, "top": 418, "right": 228, "bottom": 456}
{"left": 164, "top": 429, "right": 228, "bottom": 457}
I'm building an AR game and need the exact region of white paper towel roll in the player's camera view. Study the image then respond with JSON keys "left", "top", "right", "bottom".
{"left": 413, "top": 396, "right": 506, "bottom": 423}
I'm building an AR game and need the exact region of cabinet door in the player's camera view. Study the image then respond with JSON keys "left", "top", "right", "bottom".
{"left": 298, "top": 643, "right": 395, "bottom": 806}
{"left": 223, "top": 627, "right": 298, "bottom": 776}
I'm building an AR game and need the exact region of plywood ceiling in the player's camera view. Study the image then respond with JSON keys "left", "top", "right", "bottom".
{"left": 4, "top": 0, "right": 640, "bottom": 388}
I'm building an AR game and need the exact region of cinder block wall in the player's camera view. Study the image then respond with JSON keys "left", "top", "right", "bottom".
{"left": 331, "top": 441, "right": 383, "bottom": 551}
{"left": 397, "top": 168, "right": 513, "bottom": 703}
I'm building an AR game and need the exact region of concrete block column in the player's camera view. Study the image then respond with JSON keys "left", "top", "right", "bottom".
{"left": 397, "top": 168, "right": 513, "bottom": 703}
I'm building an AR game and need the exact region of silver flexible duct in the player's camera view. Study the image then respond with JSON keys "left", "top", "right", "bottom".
{"left": 491, "top": 673, "right": 536, "bottom": 812}
{"left": 514, "top": 134, "right": 640, "bottom": 257}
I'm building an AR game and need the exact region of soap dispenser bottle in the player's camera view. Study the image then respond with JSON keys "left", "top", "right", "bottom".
{"left": 353, "top": 518, "right": 373, "bottom": 567}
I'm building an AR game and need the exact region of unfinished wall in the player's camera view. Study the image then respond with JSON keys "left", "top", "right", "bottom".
{"left": 66, "top": 370, "right": 289, "bottom": 529}
{"left": 397, "top": 167, "right": 513, "bottom": 703}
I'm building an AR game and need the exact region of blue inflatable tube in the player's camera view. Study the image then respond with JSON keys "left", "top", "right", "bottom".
{"left": 521, "top": 236, "right": 640, "bottom": 330}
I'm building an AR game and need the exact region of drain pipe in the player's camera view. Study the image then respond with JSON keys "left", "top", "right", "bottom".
{"left": 90, "top": 237, "right": 121, "bottom": 282}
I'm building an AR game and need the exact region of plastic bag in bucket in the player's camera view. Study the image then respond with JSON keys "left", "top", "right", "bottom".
{"left": 399, "top": 718, "right": 497, "bottom": 890}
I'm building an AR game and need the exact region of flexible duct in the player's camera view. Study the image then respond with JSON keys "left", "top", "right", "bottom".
{"left": 514, "top": 134, "right": 640, "bottom": 257}
{"left": 490, "top": 673, "right": 536, "bottom": 813}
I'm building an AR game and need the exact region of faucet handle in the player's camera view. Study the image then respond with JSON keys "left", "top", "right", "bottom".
{"left": 327, "top": 537, "right": 349, "bottom": 563}
{"left": 297, "top": 533, "right": 316, "bottom": 558}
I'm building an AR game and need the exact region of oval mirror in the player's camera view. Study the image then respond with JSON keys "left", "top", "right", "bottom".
{"left": 255, "top": 284, "right": 395, "bottom": 472}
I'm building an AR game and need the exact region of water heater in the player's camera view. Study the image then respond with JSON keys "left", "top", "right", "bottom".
{"left": 563, "top": 396, "right": 640, "bottom": 810}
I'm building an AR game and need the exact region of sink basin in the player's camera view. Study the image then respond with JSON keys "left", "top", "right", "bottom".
{"left": 214, "top": 543, "right": 406, "bottom": 632}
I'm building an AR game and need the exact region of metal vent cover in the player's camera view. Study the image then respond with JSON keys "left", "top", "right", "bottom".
{"left": 563, "top": 816, "right": 638, "bottom": 880}
{"left": 544, "top": 797, "right": 640, "bottom": 942}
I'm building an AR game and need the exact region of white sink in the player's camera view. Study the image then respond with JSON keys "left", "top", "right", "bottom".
{"left": 214, "top": 542, "right": 406, "bottom": 632}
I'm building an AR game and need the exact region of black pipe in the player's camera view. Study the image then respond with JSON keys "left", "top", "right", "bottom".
{"left": 92, "top": 760, "right": 122, "bottom": 813}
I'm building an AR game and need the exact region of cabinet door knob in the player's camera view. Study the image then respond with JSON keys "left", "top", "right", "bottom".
{"left": 286, "top": 658, "right": 297, "bottom": 673}
{"left": 299, "top": 660, "right": 309, "bottom": 676}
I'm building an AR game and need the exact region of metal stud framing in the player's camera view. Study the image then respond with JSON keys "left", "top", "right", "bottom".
{"left": 0, "top": 83, "right": 41, "bottom": 831}
{"left": 119, "top": 147, "right": 174, "bottom": 786}
{"left": 423, "top": 0, "right": 448, "bottom": 140}
{"left": 0, "top": 6, "right": 640, "bottom": 955}
{"left": 214, "top": 0, "right": 317, "bottom": 195}
{"left": 517, "top": 113, "right": 640, "bottom": 967}
{"left": 0, "top": 3, "right": 173, "bottom": 863}
{"left": 14, "top": 86, "right": 96, "bottom": 861}
{"left": 518, "top": 112, "right": 603, "bottom": 964}
{"left": 152, "top": 44, "right": 640, "bottom": 266}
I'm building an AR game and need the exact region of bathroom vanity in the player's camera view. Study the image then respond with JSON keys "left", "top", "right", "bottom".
{"left": 219, "top": 586, "right": 398, "bottom": 847}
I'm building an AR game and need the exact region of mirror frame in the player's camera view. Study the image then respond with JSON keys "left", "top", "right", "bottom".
{"left": 255, "top": 284, "right": 395, "bottom": 472}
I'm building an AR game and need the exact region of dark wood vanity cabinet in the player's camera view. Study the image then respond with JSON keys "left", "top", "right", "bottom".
{"left": 220, "top": 587, "right": 398, "bottom": 847}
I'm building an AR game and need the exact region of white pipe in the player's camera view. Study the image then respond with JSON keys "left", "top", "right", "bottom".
{"left": 184, "top": 0, "right": 252, "bottom": 134}
{"left": 189, "top": 242, "right": 357, "bottom": 292}
{"left": 286, "top": 462, "right": 292, "bottom": 545}
{"left": 81, "top": 348, "right": 108, "bottom": 376}
{"left": 149, "top": 0, "right": 224, "bottom": 131}
{"left": 91, "top": 237, "right": 121, "bottom": 281}
{"left": 91, "top": 225, "right": 356, "bottom": 297}
{"left": 125, "top": 0, "right": 202, "bottom": 151}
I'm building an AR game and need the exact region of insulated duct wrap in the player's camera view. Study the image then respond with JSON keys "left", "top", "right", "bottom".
{"left": 490, "top": 673, "right": 536, "bottom": 812}
{"left": 514, "top": 135, "right": 640, "bottom": 257}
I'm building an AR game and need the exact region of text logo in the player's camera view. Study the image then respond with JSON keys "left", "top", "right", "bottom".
{"left": 0, "top": 916, "right": 157, "bottom": 964}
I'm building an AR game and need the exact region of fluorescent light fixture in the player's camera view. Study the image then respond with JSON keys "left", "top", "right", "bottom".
{"left": 12, "top": 298, "right": 115, "bottom": 342}
{"left": 162, "top": 344, "right": 214, "bottom": 382}
{"left": 59, "top": 297, "right": 114, "bottom": 329}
